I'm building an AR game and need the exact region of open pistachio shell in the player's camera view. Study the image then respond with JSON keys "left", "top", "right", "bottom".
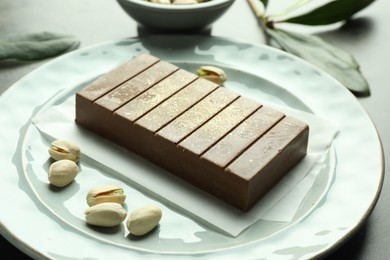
{"left": 48, "top": 139, "right": 80, "bottom": 163}
{"left": 86, "top": 185, "right": 126, "bottom": 206}
{"left": 196, "top": 65, "right": 227, "bottom": 85}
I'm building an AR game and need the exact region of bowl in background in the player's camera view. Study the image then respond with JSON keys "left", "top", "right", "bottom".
{"left": 116, "top": 0, "right": 235, "bottom": 31}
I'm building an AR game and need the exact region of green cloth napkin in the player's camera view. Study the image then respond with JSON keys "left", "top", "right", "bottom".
{"left": 0, "top": 31, "right": 80, "bottom": 61}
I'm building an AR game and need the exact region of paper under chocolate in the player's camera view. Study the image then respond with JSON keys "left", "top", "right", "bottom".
{"left": 75, "top": 54, "right": 309, "bottom": 211}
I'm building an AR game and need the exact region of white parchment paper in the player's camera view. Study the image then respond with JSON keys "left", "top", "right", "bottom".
{"left": 32, "top": 94, "right": 337, "bottom": 237}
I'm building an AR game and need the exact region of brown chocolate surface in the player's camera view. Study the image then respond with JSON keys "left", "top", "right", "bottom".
{"left": 75, "top": 54, "right": 309, "bottom": 211}
{"left": 77, "top": 54, "right": 159, "bottom": 101}
{"left": 202, "top": 106, "right": 285, "bottom": 168}
{"left": 178, "top": 96, "right": 260, "bottom": 155}
{"left": 135, "top": 77, "right": 218, "bottom": 132}
{"left": 95, "top": 60, "right": 178, "bottom": 111}
{"left": 157, "top": 87, "right": 239, "bottom": 144}
{"left": 116, "top": 69, "right": 197, "bottom": 122}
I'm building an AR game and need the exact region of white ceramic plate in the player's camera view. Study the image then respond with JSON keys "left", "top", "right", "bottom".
{"left": 0, "top": 35, "right": 383, "bottom": 259}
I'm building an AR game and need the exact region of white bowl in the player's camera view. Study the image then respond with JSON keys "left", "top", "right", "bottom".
{"left": 116, "top": 0, "right": 235, "bottom": 31}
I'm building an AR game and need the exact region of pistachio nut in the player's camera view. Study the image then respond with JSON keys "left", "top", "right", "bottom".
{"left": 86, "top": 185, "right": 126, "bottom": 206}
{"left": 148, "top": 0, "right": 171, "bottom": 4}
{"left": 126, "top": 205, "right": 162, "bottom": 236}
{"left": 196, "top": 65, "right": 227, "bottom": 85}
{"left": 85, "top": 202, "right": 127, "bottom": 227}
{"left": 172, "top": 0, "right": 199, "bottom": 4}
{"left": 48, "top": 159, "right": 79, "bottom": 187}
{"left": 49, "top": 139, "right": 80, "bottom": 163}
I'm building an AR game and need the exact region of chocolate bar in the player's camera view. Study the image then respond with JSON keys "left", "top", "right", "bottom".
{"left": 75, "top": 54, "right": 309, "bottom": 211}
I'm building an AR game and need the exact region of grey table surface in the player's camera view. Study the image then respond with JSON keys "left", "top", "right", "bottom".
{"left": 1, "top": 0, "right": 389, "bottom": 259}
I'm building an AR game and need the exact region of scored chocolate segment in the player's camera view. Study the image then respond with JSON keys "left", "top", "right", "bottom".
{"left": 226, "top": 116, "right": 309, "bottom": 206}
{"left": 227, "top": 116, "right": 309, "bottom": 179}
{"left": 75, "top": 53, "right": 309, "bottom": 211}
{"left": 95, "top": 60, "right": 178, "bottom": 111}
{"left": 201, "top": 106, "right": 285, "bottom": 168}
{"left": 115, "top": 69, "right": 198, "bottom": 122}
{"left": 178, "top": 96, "right": 261, "bottom": 155}
{"left": 77, "top": 54, "right": 159, "bottom": 101}
{"left": 156, "top": 87, "right": 239, "bottom": 144}
{"left": 135, "top": 77, "right": 218, "bottom": 132}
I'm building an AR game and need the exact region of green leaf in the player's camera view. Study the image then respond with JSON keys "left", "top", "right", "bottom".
{"left": 266, "top": 28, "right": 370, "bottom": 96}
{"left": 272, "top": 0, "right": 314, "bottom": 18}
{"left": 281, "top": 0, "right": 376, "bottom": 25}
{"left": 0, "top": 31, "right": 80, "bottom": 61}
